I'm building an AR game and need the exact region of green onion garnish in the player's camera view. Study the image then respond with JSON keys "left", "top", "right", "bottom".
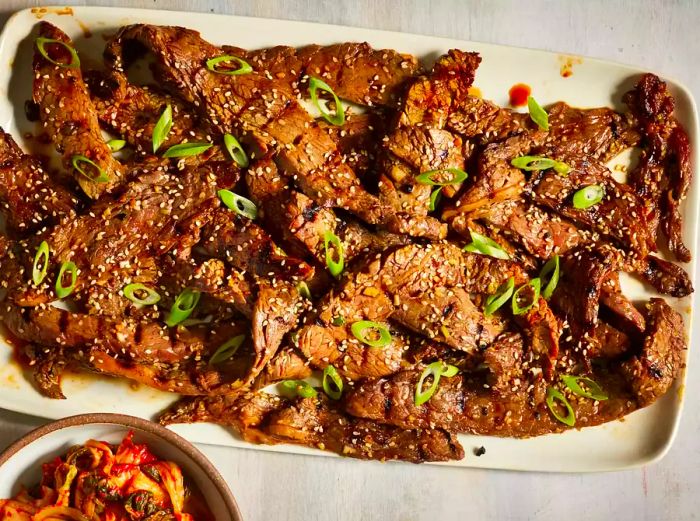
{"left": 209, "top": 334, "right": 246, "bottom": 365}
{"left": 297, "top": 281, "right": 311, "bottom": 299}
{"left": 218, "top": 189, "right": 258, "bottom": 220}
{"left": 206, "top": 55, "right": 253, "bottom": 76}
{"left": 414, "top": 361, "right": 459, "bottom": 406}
{"left": 351, "top": 320, "right": 392, "bottom": 348}
{"left": 106, "top": 139, "right": 126, "bottom": 152}
{"left": 32, "top": 241, "right": 50, "bottom": 286}
{"left": 280, "top": 379, "right": 317, "bottom": 399}
{"left": 527, "top": 96, "right": 549, "bottom": 131}
{"left": 546, "top": 387, "right": 576, "bottom": 426}
{"left": 332, "top": 316, "right": 345, "bottom": 326}
{"left": 323, "top": 230, "right": 344, "bottom": 278}
{"left": 35, "top": 37, "right": 80, "bottom": 69}
{"left": 223, "top": 133, "right": 249, "bottom": 168}
{"left": 152, "top": 104, "right": 172, "bottom": 153}
{"left": 510, "top": 155, "right": 570, "bottom": 175}
{"left": 561, "top": 375, "right": 608, "bottom": 401}
{"left": 573, "top": 185, "right": 604, "bottom": 209}
{"left": 484, "top": 277, "right": 515, "bottom": 316}
{"left": 512, "top": 278, "right": 541, "bottom": 315}
{"left": 123, "top": 283, "right": 161, "bottom": 306}
{"left": 309, "top": 76, "right": 345, "bottom": 126}
{"left": 55, "top": 261, "right": 78, "bottom": 299}
{"left": 322, "top": 366, "right": 343, "bottom": 400}
{"left": 162, "top": 142, "right": 213, "bottom": 158}
{"left": 416, "top": 168, "right": 468, "bottom": 186}
{"left": 71, "top": 155, "right": 109, "bottom": 183}
{"left": 165, "top": 288, "right": 201, "bottom": 327}
{"left": 539, "top": 255, "right": 560, "bottom": 300}
{"left": 429, "top": 187, "right": 442, "bottom": 212}
{"left": 463, "top": 230, "right": 510, "bottom": 260}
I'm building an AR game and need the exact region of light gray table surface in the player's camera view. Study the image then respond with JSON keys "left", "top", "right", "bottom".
{"left": 0, "top": 1, "right": 698, "bottom": 520}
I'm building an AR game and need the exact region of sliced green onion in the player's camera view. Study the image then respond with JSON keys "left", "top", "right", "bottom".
{"left": 484, "top": 277, "right": 515, "bottom": 316}
{"left": 322, "top": 366, "right": 343, "bottom": 400}
{"left": 106, "top": 139, "right": 126, "bottom": 152}
{"left": 323, "top": 230, "right": 344, "bottom": 278}
{"left": 511, "top": 155, "right": 570, "bottom": 175}
{"left": 32, "top": 241, "right": 50, "bottom": 285}
{"left": 165, "top": 288, "right": 201, "bottom": 327}
{"left": 223, "top": 133, "right": 249, "bottom": 167}
{"left": 573, "top": 185, "right": 604, "bottom": 209}
{"left": 209, "top": 334, "right": 246, "bottom": 365}
{"left": 218, "top": 189, "right": 257, "bottom": 220}
{"left": 351, "top": 320, "right": 392, "bottom": 348}
{"left": 309, "top": 76, "right": 345, "bottom": 126}
{"left": 546, "top": 387, "right": 576, "bottom": 426}
{"left": 162, "top": 142, "right": 213, "bottom": 158}
{"left": 71, "top": 155, "right": 109, "bottom": 183}
{"left": 512, "top": 278, "right": 541, "bottom": 315}
{"left": 561, "top": 375, "right": 609, "bottom": 401}
{"left": 429, "top": 187, "right": 442, "bottom": 212}
{"left": 416, "top": 168, "right": 468, "bottom": 186}
{"left": 123, "top": 283, "right": 161, "bottom": 306}
{"left": 463, "top": 230, "right": 510, "bottom": 260}
{"left": 527, "top": 96, "right": 549, "bottom": 131}
{"left": 152, "top": 104, "right": 172, "bottom": 153}
{"left": 415, "top": 361, "right": 460, "bottom": 406}
{"left": 297, "top": 281, "right": 311, "bottom": 299}
{"left": 280, "top": 379, "right": 317, "bottom": 399}
{"left": 55, "top": 261, "right": 78, "bottom": 299}
{"left": 539, "top": 255, "right": 560, "bottom": 300}
{"left": 206, "top": 55, "right": 253, "bottom": 76}
{"left": 331, "top": 316, "right": 345, "bottom": 326}
{"left": 35, "top": 37, "right": 80, "bottom": 69}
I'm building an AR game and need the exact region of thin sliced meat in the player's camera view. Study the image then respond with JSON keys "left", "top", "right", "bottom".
{"left": 446, "top": 96, "right": 529, "bottom": 143}
{"left": 632, "top": 254, "right": 693, "bottom": 298}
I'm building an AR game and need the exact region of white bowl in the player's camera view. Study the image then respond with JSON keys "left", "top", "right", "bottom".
{"left": 0, "top": 413, "right": 243, "bottom": 520}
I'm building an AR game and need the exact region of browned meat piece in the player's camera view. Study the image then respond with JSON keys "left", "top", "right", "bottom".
{"left": 319, "top": 112, "right": 384, "bottom": 178}
{"left": 254, "top": 346, "right": 311, "bottom": 388}
{"left": 0, "top": 130, "right": 78, "bottom": 235}
{"left": 482, "top": 332, "right": 524, "bottom": 392}
{"left": 633, "top": 254, "right": 693, "bottom": 298}
{"left": 447, "top": 96, "right": 529, "bottom": 143}
{"left": 599, "top": 273, "right": 646, "bottom": 335}
{"left": 530, "top": 157, "right": 654, "bottom": 257}
{"left": 34, "top": 23, "right": 126, "bottom": 198}
{"left": 545, "top": 102, "right": 639, "bottom": 161}
{"left": 587, "top": 323, "right": 631, "bottom": 359}
{"left": 515, "top": 296, "right": 562, "bottom": 377}
{"left": 625, "top": 74, "right": 692, "bottom": 262}
{"left": 105, "top": 25, "right": 383, "bottom": 225}
{"left": 25, "top": 344, "right": 67, "bottom": 399}
{"left": 621, "top": 298, "right": 686, "bottom": 406}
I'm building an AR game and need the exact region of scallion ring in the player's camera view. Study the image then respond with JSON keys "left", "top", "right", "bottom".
{"left": 32, "top": 241, "right": 50, "bottom": 285}
{"left": 322, "top": 366, "right": 343, "bottom": 400}
{"left": 123, "top": 283, "right": 161, "bottom": 306}
{"left": 309, "top": 76, "right": 345, "bottom": 126}
{"left": 429, "top": 187, "right": 442, "bottom": 212}
{"left": 416, "top": 168, "right": 468, "bottom": 186}
{"left": 331, "top": 316, "right": 345, "bottom": 326}
{"left": 206, "top": 55, "right": 253, "bottom": 76}
{"left": 484, "top": 277, "right": 515, "bottom": 316}
{"left": 415, "top": 361, "right": 460, "bottom": 406}
{"left": 512, "top": 278, "right": 541, "bottom": 315}
{"left": 546, "top": 387, "right": 576, "bottom": 426}
{"left": 511, "top": 155, "right": 570, "bottom": 175}
{"left": 561, "top": 375, "right": 608, "bottom": 401}
{"left": 527, "top": 95, "right": 549, "bottom": 131}
{"left": 351, "top": 320, "right": 392, "bottom": 348}
{"left": 297, "top": 281, "right": 312, "bottom": 299}
{"left": 165, "top": 288, "right": 201, "bottom": 327}
{"left": 218, "top": 189, "right": 258, "bottom": 220}
{"left": 539, "top": 255, "right": 560, "bottom": 300}
{"left": 280, "top": 379, "right": 317, "bottom": 399}
{"left": 152, "top": 104, "right": 172, "bottom": 153}
{"left": 323, "top": 230, "right": 344, "bottom": 278}
{"left": 223, "top": 133, "right": 249, "bottom": 167}
{"left": 573, "top": 185, "right": 604, "bottom": 209}
{"left": 106, "top": 139, "right": 126, "bottom": 152}
{"left": 55, "top": 261, "right": 78, "bottom": 299}
{"left": 209, "top": 334, "right": 246, "bottom": 365}
{"left": 71, "top": 155, "right": 109, "bottom": 183}
{"left": 463, "top": 230, "right": 510, "bottom": 260}
{"left": 162, "top": 142, "right": 213, "bottom": 158}
{"left": 35, "top": 37, "right": 80, "bottom": 68}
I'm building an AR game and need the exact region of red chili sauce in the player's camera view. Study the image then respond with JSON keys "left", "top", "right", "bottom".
{"left": 508, "top": 83, "right": 531, "bottom": 107}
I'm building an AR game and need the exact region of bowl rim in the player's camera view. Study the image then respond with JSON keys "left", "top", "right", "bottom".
{"left": 0, "top": 412, "right": 243, "bottom": 521}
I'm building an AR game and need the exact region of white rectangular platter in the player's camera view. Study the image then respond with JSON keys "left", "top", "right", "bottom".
{"left": 0, "top": 5, "right": 696, "bottom": 472}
